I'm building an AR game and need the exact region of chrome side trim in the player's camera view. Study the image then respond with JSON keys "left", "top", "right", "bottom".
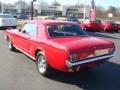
{"left": 14, "top": 45, "right": 35, "bottom": 60}
{"left": 66, "top": 54, "right": 114, "bottom": 67}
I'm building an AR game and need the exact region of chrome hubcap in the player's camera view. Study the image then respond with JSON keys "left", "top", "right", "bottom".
{"left": 38, "top": 55, "right": 47, "bottom": 74}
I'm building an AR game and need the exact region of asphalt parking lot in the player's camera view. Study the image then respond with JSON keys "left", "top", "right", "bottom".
{"left": 0, "top": 30, "right": 120, "bottom": 90}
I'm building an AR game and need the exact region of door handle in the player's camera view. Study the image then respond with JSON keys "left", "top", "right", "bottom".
{"left": 30, "top": 38, "right": 34, "bottom": 40}
{"left": 24, "top": 36, "right": 34, "bottom": 40}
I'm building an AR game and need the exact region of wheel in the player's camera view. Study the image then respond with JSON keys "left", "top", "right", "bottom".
{"left": 36, "top": 52, "right": 52, "bottom": 76}
{"left": 7, "top": 37, "right": 16, "bottom": 51}
{"left": 118, "top": 30, "right": 120, "bottom": 33}
{"left": 110, "top": 29, "right": 115, "bottom": 33}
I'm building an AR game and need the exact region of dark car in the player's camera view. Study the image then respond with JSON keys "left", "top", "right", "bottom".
{"left": 17, "top": 14, "right": 28, "bottom": 19}
{"left": 101, "top": 20, "right": 119, "bottom": 32}
{"left": 67, "top": 17, "right": 79, "bottom": 24}
{"left": 44, "top": 16, "right": 56, "bottom": 20}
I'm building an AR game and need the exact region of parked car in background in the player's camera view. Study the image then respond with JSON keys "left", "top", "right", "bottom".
{"left": 12, "top": 13, "right": 20, "bottom": 18}
{"left": 116, "top": 22, "right": 120, "bottom": 32}
{"left": 17, "top": 14, "right": 28, "bottom": 19}
{"left": 80, "top": 19, "right": 102, "bottom": 31}
{"left": 5, "top": 20, "right": 115, "bottom": 76}
{"left": 0, "top": 13, "right": 17, "bottom": 28}
{"left": 67, "top": 17, "right": 80, "bottom": 24}
{"left": 101, "top": 20, "right": 119, "bottom": 32}
{"left": 44, "top": 16, "right": 56, "bottom": 20}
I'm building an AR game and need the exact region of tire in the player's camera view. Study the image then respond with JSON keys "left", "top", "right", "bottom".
{"left": 7, "top": 37, "right": 16, "bottom": 51}
{"left": 36, "top": 51, "right": 52, "bottom": 76}
{"left": 118, "top": 30, "right": 120, "bottom": 33}
{"left": 110, "top": 29, "right": 115, "bottom": 33}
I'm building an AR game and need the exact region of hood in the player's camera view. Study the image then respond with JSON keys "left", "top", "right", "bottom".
{"left": 50, "top": 36, "right": 114, "bottom": 51}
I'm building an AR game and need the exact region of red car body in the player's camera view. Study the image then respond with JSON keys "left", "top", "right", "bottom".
{"left": 117, "top": 23, "right": 120, "bottom": 31}
{"left": 80, "top": 20, "right": 102, "bottom": 31}
{"left": 101, "top": 20, "right": 119, "bottom": 32}
{"left": 5, "top": 20, "right": 115, "bottom": 75}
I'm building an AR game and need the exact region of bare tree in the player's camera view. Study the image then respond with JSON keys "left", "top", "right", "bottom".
{"left": 95, "top": 6, "right": 107, "bottom": 19}
{"left": 107, "top": 6, "right": 117, "bottom": 16}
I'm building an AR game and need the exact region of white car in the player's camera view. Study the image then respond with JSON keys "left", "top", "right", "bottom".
{"left": 0, "top": 14, "right": 17, "bottom": 28}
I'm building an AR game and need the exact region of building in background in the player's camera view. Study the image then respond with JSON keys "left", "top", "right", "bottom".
{"left": 0, "top": 0, "right": 35, "bottom": 15}
{"left": 0, "top": 0, "right": 90, "bottom": 18}
{"left": 37, "top": 4, "right": 89, "bottom": 18}
{"left": 40, "top": 5, "right": 63, "bottom": 16}
{"left": 0, "top": 1, "right": 1, "bottom": 12}
{"left": 66, "top": 5, "right": 89, "bottom": 18}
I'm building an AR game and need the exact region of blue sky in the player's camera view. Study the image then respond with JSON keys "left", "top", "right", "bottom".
{"left": 0, "top": 0, "right": 120, "bottom": 9}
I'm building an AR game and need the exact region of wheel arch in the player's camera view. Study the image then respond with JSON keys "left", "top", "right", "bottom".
{"left": 34, "top": 48, "right": 45, "bottom": 59}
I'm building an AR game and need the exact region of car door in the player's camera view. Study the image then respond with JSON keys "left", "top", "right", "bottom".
{"left": 13, "top": 23, "right": 33, "bottom": 53}
{"left": 24, "top": 23, "right": 38, "bottom": 55}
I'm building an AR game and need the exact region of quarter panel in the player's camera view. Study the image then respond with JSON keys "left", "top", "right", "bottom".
{"left": 33, "top": 41, "right": 69, "bottom": 71}
{"left": 44, "top": 45, "right": 68, "bottom": 71}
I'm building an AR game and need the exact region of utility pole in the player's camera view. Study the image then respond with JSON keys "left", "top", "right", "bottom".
{"left": 83, "top": 0, "right": 86, "bottom": 21}
{"left": 54, "top": 0, "right": 56, "bottom": 16}
{"left": 31, "top": 0, "right": 36, "bottom": 20}
{"left": 1, "top": 1, "right": 5, "bottom": 13}
{"left": 77, "top": 0, "right": 79, "bottom": 18}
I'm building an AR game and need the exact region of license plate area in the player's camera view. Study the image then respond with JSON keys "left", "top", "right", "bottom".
{"left": 95, "top": 49, "right": 108, "bottom": 56}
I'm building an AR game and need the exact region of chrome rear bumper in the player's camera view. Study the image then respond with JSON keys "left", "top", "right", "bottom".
{"left": 66, "top": 54, "right": 114, "bottom": 68}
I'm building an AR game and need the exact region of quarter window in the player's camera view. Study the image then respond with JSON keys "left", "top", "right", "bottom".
{"left": 21, "top": 23, "right": 37, "bottom": 36}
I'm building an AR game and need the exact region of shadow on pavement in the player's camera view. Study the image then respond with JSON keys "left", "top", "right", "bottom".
{"left": 47, "top": 62, "right": 120, "bottom": 90}
{"left": 87, "top": 31, "right": 120, "bottom": 40}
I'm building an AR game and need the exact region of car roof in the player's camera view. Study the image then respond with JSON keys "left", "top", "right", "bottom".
{"left": 27, "top": 19, "right": 76, "bottom": 25}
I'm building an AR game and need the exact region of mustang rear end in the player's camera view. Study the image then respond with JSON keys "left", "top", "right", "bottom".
{"left": 66, "top": 47, "right": 115, "bottom": 71}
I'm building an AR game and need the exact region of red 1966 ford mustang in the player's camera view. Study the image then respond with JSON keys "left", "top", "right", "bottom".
{"left": 5, "top": 20, "right": 115, "bottom": 76}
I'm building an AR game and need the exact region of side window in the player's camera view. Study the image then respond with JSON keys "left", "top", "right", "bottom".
{"left": 21, "top": 23, "right": 37, "bottom": 36}
{"left": 21, "top": 23, "right": 30, "bottom": 33}
{"left": 28, "top": 23, "right": 37, "bottom": 36}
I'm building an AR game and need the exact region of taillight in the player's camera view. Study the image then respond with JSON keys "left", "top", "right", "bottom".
{"left": 69, "top": 54, "right": 78, "bottom": 62}
{"left": 108, "top": 48, "right": 115, "bottom": 54}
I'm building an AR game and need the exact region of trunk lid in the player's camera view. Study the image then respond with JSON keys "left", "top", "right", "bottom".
{"left": 50, "top": 36, "right": 113, "bottom": 51}
{"left": 50, "top": 36, "right": 114, "bottom": 61}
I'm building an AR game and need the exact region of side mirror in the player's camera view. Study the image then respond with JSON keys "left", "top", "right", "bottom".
{"left": 22, "top": 30, "right": 26, "bottom": 33}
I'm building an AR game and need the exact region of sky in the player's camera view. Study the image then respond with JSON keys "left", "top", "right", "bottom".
{"left": 0, "top": 0, "right": 120, "bottom": 9}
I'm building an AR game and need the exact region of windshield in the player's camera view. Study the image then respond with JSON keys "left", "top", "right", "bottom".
{"left": 46, "top": 24, "right": 88, "bottom": 38}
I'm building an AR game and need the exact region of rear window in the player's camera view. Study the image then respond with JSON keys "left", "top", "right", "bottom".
{"left": 46, "top": 23, "right": 88, "bottom": 38}
{"left": 0, "top": 14, "right": 14, "bottom": 18}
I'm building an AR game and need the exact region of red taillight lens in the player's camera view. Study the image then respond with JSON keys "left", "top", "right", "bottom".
{"left": 108, "top": 48, "right": 115, "bottom": 54}
{"left": 69, "top": 54, "right": 78, "bottom": 62}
